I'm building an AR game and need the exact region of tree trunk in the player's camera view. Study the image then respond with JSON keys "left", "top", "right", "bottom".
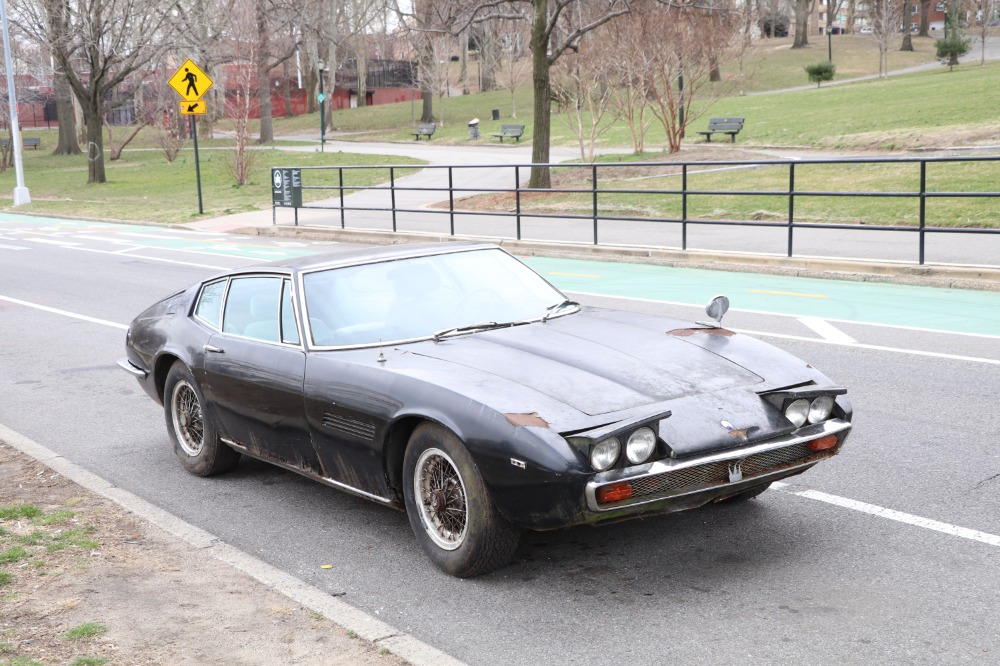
{"left": 918, "top": 0, "right": 931, "bottom": 36}
{"left": 529, "top": 0, "right": 551, "bottom": 189}
{"left": 256, "top": 0, "right": 274, "bottom": 143}
{"left": 282, "top": 60, "right": 294, "bottom": 117}
{"left": 460, "top": 29, "right": 470, "bottom": 95}
{"left": 52, "top": 72, "right": 80, "bottom": 155}
{"left": 84, "top": 98, "right": 106, "bottom": 183}
{"left": 901, "top": 0, "right": 914, "bottom": 50}
{"left": 793, "top": 0, "right": 812, "bottom": 48}
{"left": 479, "top": 26, "right": 498, "bottom": 91}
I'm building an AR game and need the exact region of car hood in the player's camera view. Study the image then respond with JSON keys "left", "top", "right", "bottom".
{"left": 405, "top": 308, "right": 764, "bottom": 418}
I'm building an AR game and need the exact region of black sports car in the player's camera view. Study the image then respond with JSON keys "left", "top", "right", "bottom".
{"left": 119, "top": 242, "right": 852, "bottom": 577}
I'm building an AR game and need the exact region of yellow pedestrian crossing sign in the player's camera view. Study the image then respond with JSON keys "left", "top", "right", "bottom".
{"left": 179, "top": 100, "right": 208, "bottom": 115}
{"left": 169, "top": 59, "right": 213, "bottom": 102}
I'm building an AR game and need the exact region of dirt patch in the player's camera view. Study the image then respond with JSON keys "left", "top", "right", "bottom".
{"left": 0, "top": 443, "right": 401, "bottom": 666}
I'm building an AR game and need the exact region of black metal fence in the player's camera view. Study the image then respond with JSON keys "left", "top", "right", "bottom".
{"left": 272, "top": 155, "right": 1000, "bottom": 266}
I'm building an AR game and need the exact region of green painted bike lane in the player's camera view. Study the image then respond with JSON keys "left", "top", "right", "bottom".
{"left": 522, "top": 257, "right": 1000, "bottom": 337}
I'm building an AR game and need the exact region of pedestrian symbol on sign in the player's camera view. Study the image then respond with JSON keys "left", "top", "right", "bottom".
{"left": 183, "top": 68, "right": 199, "bottom": 97}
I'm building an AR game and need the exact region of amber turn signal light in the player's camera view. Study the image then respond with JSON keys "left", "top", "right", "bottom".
{"left": 807, "top": 434, "right": 838, "bottom": 451}
{"left": 596, "top": 482, "right": 633, "bottom": 504}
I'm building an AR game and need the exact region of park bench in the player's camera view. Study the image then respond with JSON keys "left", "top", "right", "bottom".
{"left": 412, "top": 123, "right": 436, "bottom": 140}
{"left": 697, "top": 117, "right": 744, "bottom": 143}
{"left": 492, "top": 124, "right": 525, "bottom": 142}
{"left": 0, "top": 137, "right": 41, "bottom": 149}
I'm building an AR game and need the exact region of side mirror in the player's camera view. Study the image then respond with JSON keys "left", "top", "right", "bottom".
{"left": 704, "top": 295, "right": 730, "bottom": 327}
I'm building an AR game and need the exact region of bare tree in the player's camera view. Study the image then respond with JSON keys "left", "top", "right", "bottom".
{"left": 16, "top": 0, "right": 171, "bottom": 183}
{"left": 551, "top": 48, "right": 616, "bottom": 161}
{"left": 485, "top": 19, "right": 531, "bottom": 118}
{"left": 868, "top": 0, "right": 904, "bottom": 77}
{"left": 424, "top": 0, "right": 631, "bottom": 188}
{"left": 972, "top": 0, "right": 999, "bottom": 63}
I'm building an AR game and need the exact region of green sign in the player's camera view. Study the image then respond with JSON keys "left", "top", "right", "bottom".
{"left": 271, "top": 168, "right": 302, "bottom": 208}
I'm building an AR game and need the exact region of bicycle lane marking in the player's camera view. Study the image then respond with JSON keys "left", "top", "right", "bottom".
{"left": 524, "top": 256, "right": 1000, "bottom": 337}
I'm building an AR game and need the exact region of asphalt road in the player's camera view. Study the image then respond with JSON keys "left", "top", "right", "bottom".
{"left": 3, "top": 216, "right": 1000, "bottom": 664}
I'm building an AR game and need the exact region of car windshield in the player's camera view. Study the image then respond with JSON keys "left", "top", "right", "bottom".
{"left": 302, "top": 248, "right": 573, "bottom": 347}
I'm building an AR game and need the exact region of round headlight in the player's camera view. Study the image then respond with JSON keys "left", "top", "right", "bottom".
{"left": 785, "top": 399, "right": 810, "bottom": 428}
{"left": 590, "top": 437, "right": 621, "bottom": 472}
{"left": 626, "top": 427, "right": 657, "bottom": 465}
{"left": 808, "top": 395, "right": 835, "bottom": 424}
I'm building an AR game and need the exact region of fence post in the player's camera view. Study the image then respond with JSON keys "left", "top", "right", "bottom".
{"left": 515, "top": 166, "right": 522, "bottom": 240}
{"left": 592, "top": 164, "right": 599, "bottom": 245}
{"left": 449, "top": 167, "right": 455, "bottom": 236}
{"left": 919, "top": 160, "right": 927, "bottom": 265}
{"left": 787, "top": 162, "right": 795, "bottom": 258}
{"left": 390, "top": 167, "right": 397, "bottom": 232}
{"left": 682, "top": 164, "right": 688, "bottom": 251}
{"left": 339, "top": 168, "right": 345, "bottom": 229}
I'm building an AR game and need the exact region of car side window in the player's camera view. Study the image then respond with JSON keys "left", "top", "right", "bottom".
{"left": 223, "top": 276, "right": 282, "bottom": 343}
{"left": 194, "top": 279, "right": 227, "bottom": 330}
{"left": 280, "top": 279, "right": 300, "bottom": 345}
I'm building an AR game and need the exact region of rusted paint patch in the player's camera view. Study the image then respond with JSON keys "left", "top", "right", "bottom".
{"left": 504, "top": 412, "right": 550, "bottom": 428}
{"left": 668, "top": 327, "right": 734, "bottom": 337}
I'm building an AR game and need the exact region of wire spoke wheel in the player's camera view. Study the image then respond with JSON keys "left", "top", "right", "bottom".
{"left": 414, "top": 448, "right": 468, "bottom": 550}
{"left": 171, "top": 380, "right": 205, "bottom": 457}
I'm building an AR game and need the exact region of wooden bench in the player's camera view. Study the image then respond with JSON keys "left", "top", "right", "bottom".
{"left": 0, "top": 137, "right": 41, "bottom": 149}
{"left": 412, "top": 123, "right": 436, "bottom": 140}
{"left": 697, "top": 117, "right": 744, "bottom": 143}
{"left": 491, "top": 124, "right": 525, "bottom": 142}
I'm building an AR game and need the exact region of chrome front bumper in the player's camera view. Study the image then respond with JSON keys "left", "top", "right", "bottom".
{"left": 585, "top": 419, "right": 852, "bottom": 512}
{"left": 116, "top": 357, "right": 148, "bottom": 379}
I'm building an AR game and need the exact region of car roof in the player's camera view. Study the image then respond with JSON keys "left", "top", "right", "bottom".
{"left": 227, "top": 241, "right": 501, "bottom": 277}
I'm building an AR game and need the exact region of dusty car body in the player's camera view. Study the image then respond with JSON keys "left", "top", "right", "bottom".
{"left": 119, "top": 242, "right": 852, "bottom": 577}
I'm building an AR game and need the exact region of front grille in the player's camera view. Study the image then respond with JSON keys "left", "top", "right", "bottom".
{"left": 605, "top": 442, "right": 830, "bottom": 504}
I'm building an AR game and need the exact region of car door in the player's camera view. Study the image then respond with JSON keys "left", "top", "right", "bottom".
{"left": 202, "top": 275, "right": 320, "bottom": 475}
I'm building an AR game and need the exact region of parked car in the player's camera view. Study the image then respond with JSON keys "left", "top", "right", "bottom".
{"left": 119, "top": 243, "right": 853, "bottom": 577}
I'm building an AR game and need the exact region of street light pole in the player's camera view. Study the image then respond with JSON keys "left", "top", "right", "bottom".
{"left": 1, "top": 0, "right": 30, "bottom": 205}
{"left": 317, "top": 61, "right": 326, "bottom": 153}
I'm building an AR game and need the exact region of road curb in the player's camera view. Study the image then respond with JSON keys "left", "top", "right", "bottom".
{"left": 0, "top": 423, "right": 466, "bottom": 666}
{"left": 241, "top": 225, "right": 1000, "bottom": 292}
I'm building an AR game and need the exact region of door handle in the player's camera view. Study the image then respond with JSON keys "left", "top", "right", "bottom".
{"left": 204, "top": 344, "right": 225, "bottom": 353}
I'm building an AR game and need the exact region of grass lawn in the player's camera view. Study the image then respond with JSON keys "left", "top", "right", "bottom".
{"left": 0, "top": 144, "right": 422, "bottom": 223}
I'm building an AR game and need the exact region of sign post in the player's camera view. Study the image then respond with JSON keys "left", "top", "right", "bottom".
{"left": 169, "top": 59, "right": 214, "bottom": 214}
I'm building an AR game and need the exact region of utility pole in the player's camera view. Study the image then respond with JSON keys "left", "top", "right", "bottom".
{"left": 1, "top": 0, "right": 30, "bottom": 205}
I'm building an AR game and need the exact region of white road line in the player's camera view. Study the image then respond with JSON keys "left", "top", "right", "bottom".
{"left": 0, "top": 295, "right": 128, "bottom": 330}
{"left": 729, "top": 327, "right": 1000, "bottom": 365}
{"left": 0, "top": 243, "right": 28, "bottom": 250}
{"left": 798, "top": 317, "right": 858, "bottom": 344}
{"left": 65, "top": 243, "right": 267, "bottom": 264}
{"left": 23, "top": 237, "right": 82, "bottom": 247}
{"left": 566, "top": 289, "right": 1000, "bottom": 341}
{"left": 772, "top": 482, "right": 1000, "bottom": 547}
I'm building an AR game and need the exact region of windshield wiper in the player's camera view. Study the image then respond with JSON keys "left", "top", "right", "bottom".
{"left": 542, "top": 299, "right": 580, "bottom": 322}
{"left": 432, "top": 321, "right": 509, "bottom": 342}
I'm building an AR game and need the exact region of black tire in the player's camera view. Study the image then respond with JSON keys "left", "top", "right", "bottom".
{"left": 402, "top": 423, "right": 521, "bottom": 577}
{"left": 715, "top": 482, "right": 772, "bottom": 504}
{"left": 163, "top": 361, "right": 240, "bottom": 477}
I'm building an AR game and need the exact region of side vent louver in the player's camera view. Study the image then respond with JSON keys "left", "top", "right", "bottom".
{"left": 322, "top": 412, "right": 376, "bottom": 441}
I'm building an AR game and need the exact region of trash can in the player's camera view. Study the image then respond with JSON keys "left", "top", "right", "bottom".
{"left": 491, "top": 108, "right": 500, "bottom": 121}
{"left": 468, "top": 118, "right": 480, "bottom": 139}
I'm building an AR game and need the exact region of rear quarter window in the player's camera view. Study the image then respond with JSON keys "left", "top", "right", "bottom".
{"left": 194, "top": 279, "right": 227, "bottom": 329}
